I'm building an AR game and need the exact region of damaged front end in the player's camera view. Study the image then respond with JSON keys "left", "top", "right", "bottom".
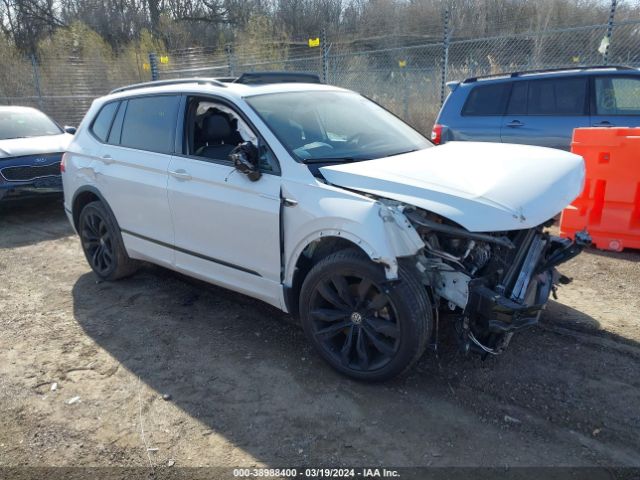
{"left": 405, "top": 208, "right": 591, "bottom": 356}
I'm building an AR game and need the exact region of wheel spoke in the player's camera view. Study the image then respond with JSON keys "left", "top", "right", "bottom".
{"left": 102, "top": 246, "right": 113, "bottom": 261}
{"left": 331, "top": 275, "right": 355, "bottom": 308}
{"left": 367, "top": 292, "right": 389, "bottom": 311}
{"left": 355, "top": 327, "right": 369, "bottom": 370}
{"left": 83, "top": 239, "right": 99, "bottom": 249}
{"left": 315, "top": 320, "right": 352, "bottom": 340}
{"left": 92, "top": 244, "right": 103, "bottom": 267}
{"left": 317, "top": 280, "right": 349, "bottom": 310}
{"left": 84, "top": 221, "right": 97, "bottom": 239}
{"left": 340, "top": 326, "right": 355, "bottom": 366}
{"left": 362, "top": 324, "right": 396, "bottom": 357}
{"left": 310, "top": 308, "right": 349, "bottom": 323}
{"left": 82, "top": 229, "right": 99, "bottom": 243}
{"left": 364, "top": 316, "right": 400, "bottom": 339}
{"left": 98, "top": 220, "right": 108, "bottom": 237}
{"left": 99, "top": 247, "right": 111, "bottom": 269}
{"left": 356, "top": 278, "right": 373, "bottom": 305}
{"left": 89, "top": 215, "right": 100, "bottom": 236}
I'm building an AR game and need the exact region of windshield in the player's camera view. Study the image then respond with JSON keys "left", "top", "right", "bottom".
{"left": 0, "top": 109, "right": 62, "bottom": 140}
{"left": 246, "top": 91, "right": 431, "bottom": 163}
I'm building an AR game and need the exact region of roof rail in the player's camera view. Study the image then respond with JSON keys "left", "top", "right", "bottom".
{"left": 462, "top": 65, "right": 636, "bottom": 83}
{"left": 214, "top": 77, "right": 238, "bottom": 83}
{"left": 109, "top": 78, "right": 227, "bottom": 94}
{"left": 234, "top": 72, "right": 322, "bottom": 85}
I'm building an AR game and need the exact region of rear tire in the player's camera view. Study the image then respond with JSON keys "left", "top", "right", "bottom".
{"left": 78, "top": 201, "right": 138, "bottom": 281}
{"left": 299, "top": 249, "right": 432, "bottom": 381}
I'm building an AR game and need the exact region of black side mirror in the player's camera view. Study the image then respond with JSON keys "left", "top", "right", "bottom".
{"left": 64, "top": 126, "right": 77, "bottom": 135}
{"left": 230, "top": 142, "right": 261, "bottom": 182}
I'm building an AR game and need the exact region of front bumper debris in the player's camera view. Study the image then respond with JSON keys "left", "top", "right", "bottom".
{"left": 466, "top": 230, "right": 591, "bottom": 338}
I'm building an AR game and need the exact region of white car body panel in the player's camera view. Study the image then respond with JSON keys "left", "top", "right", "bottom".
{"left": 93, "top": 144, "right": 175, "bottom": 266}
{"left": 320, "top": 142, "right": 585, "bottom": 232}
{"left": 0, "top": 133, "right": 72, "bottom": 158}
{"left": 281, "top": 180, "right": 424, "bottom": 287}
{"left": 167, "top": 155, "right": 283, "bottom": 307}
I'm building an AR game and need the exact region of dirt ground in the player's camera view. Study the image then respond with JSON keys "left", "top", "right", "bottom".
{"left": 1, "top": 197, "right": 639, "bottom": 472}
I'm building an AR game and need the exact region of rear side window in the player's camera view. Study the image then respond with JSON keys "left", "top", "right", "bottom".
{"left": 462, "top": 83, "right": 510, "bottom": 116}
{"left": 91, "top": 102, "right": 119, "bottom": 142}
{"left": 595, "top": 76, "right": 640, "bottom": 115}
{"left": 507, "top": 82, "right": 528, "bottom": 114}
{"left": 120, "top": 95, "right": 180, "bottom": 154}
{"left": 527, "top": 78, "right": 587, "bottom": 115}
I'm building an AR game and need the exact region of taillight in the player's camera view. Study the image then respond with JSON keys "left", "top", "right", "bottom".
{"left": 60, "top": 153, "right": 67, "bottom": 173}
{"left": 431, "top": 124, "right": 443, "bottom": 145}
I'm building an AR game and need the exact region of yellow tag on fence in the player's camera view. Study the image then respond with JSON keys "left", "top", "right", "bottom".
{"left": 143, "top": 63, "right": 150, "bottom": 71}
{"left": 308, "top": 37, "right": 320, "bottom": 48}
{"left": 398, "top": 60, "right": 407, "bottom": 68}
{"left": 160, "top": 55, "right": 169, "bottom": 64}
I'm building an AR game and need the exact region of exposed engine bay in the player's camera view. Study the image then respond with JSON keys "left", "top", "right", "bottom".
{"left": 402, "top": 206, "right": 591, "bottom": 356}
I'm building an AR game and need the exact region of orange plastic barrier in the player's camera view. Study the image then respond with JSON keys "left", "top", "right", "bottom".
{"left": 560, "top": 127, "right": 640, "bottom": 252}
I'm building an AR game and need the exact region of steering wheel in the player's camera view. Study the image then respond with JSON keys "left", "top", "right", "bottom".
{"left": 347, "top": 133, "right": 389, "bottom": 151}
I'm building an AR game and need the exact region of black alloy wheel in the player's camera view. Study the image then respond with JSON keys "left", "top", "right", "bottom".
{"left": 78, "top": 201, "right": 138, "bottom": 281}
{"left": 300, "top": 249, "right": 432, "bottom": 381}
{"left": 81, "top": 210, "right": 114, "bottom": 276}
{"left": 308, "top": 273, "right": 400, "bottom": 372}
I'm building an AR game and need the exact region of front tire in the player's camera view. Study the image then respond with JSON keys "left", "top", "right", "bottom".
{"left": 299, "top": 249, "right": 432, "bottom": 381}
{"left": 78, "top": 201, "right": 138, "bottom": 281}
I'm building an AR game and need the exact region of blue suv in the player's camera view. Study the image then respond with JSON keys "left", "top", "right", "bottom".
{"left": 433, "top": 66, "right": 640, "bottom": 150}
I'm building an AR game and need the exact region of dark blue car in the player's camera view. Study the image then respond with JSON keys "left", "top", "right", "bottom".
{"left": 433, "top": 65, "right": 640, "bottom": 150}
{"left": 0, "top": 106, "right": 74, "bottom": 201}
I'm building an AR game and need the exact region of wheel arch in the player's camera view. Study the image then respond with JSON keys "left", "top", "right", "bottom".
{"left": 71, "top": 186, "right": 116, "bottom": 231}
{"left": 283, "top": 233, "right": 383, "bottom": 319}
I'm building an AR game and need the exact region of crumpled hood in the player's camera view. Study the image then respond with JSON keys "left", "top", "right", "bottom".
{"left": 0, "top": 133, "right": 72, "bottom": 159}
{"left": 320, "top": 142, "right": 585, "bottom": 232}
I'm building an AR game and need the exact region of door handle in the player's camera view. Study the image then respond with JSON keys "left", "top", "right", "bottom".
{"left": 506, "top": 120, "right": 524, "bottom": 128}
{"left": 594, "top": 121, "right": 613, "bottom": 127}
{"left": 100, "top": 154, "right": 114, "bottom": 165}
{"left": 169, "top": 169, "right": 192, "bottom": 181}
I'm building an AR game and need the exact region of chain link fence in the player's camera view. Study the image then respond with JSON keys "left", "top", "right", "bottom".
{"left": 2, "top": 5, "right": 640, "bottom": 134}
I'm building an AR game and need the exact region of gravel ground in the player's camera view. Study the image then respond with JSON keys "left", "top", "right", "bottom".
{"left": 1, "top": 197, "right": 639, "bottom": 471}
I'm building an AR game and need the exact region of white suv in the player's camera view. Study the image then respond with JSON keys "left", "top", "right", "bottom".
{"left": 62, "top": 75, "right": 589, "bottom": 381}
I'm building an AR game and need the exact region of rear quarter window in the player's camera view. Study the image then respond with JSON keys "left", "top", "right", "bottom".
{"left": 462, "top": 83, "right": 510, "bottom": 116}
{"left": 91, "top": 102, "right": 119, "bottom": 142}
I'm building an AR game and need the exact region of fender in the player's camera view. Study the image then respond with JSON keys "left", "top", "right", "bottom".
{"left": 282, "top": 180, "right": 424, "bottom": 286}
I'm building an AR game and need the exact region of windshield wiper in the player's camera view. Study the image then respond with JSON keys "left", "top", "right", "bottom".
{"left": 302, "top": 157, "right": 371, "bottom": 164}
{"left": 386, "top": 149, "right": 419, "bottom": 157}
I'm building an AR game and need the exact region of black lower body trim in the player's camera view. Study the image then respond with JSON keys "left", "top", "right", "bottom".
{"left": 120, "top": 229, "right": 262, "bottom": 277}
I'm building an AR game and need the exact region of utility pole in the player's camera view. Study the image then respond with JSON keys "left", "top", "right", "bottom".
{"left": 30, "top": 54, "right": 44, "bottom": 110}
{"left": 440, "top": 6, "right": 451, "bottom": 106}
{"left": 321, "top": 28, "right": 329, "bottom": 84}
{"left": 149, "top": 52, "right": 159, "bottom": 81}
{"left": 603, "top": 0, "right": 617, "bottom": 64}
{"left": 226, "top": 44, "right": 236, "bottom": 77}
